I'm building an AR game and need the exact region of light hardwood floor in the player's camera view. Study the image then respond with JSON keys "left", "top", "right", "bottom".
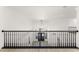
{"left": 0, "top": 48, "right": 79, "bottom": 52}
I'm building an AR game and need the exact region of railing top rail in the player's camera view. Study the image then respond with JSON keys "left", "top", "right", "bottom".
{"left": 2, "top": 30, "right": 78, "bottom": 32}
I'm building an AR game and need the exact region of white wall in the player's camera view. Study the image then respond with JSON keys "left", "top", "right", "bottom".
{"left": 0, "top": 7, "right": 4, "bottom": 49}
{"left": 75, "top": 7, "right": 79, "bottom": 48}
{"left": 2, "top": 6, "right": 77, "bottom": 30}
{"left": 0, "top": 6, "right": 78, "bottom": 49}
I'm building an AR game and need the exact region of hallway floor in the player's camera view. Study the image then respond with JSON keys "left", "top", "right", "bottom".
{"left": 0, "top": 48, "right": 79, "bottom": 52}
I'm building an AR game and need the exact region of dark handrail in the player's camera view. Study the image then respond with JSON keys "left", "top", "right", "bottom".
{"left": 2, "top": 30, "right": 78, "bottom": 32}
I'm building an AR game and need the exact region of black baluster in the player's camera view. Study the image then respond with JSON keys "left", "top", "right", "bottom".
{"left": 65, "top": 32, "right": 66, "bottom": 48}
{"left": 7, "top": 32, "right": 8, "bottom": 48}
{"left": 18, "top": 32, "right": 19, "bottom": 48}
{"left": 66, "top": 32, "right": 68, "bottom": 47}
{"left": 6, "top": 32, "right": 8, "bottom": 48}
{"left": 72, "top": 32, "right": 74, "bottom": 48}
{"left": 69, "top": 32, "right": 70, "bottom": 48}
{"left": 53, "top": 32, "right": 55, "bottom": 47}
{"left": 5, "top": 32, "right": 6, "bottom": 48}
{"left": 55, "top": 32, "right": 57, "bottom": 47}
{"left": 17, "top": 32, "right": 19, "bottom": 48}
{"left": 4, "top": 32, "right": 5, "bottom": 48}
{"left": 59, "top": 32, "right": 60, "bottom": 48}
{"left": 5, "top": 32, "right": 7, "bottom": 47}
{"left": 9, "top": 32, "right": 11, "bottom": 48}
{"left": 16, "top": 32, "right": 17, "bottom": 48}
{"left": 14, "top": 32, "right": 15, "bottom": 48}
{"left": 15, "top": 32, "right": 17, "bottom": 48}
{"left": 70, "top": 32, "right": 72, "bottom": 48}
{"left": 11, "top": 32, "right": 12, "bottom": 48}
{"left": 73, "top": 32, "right": 75, "bottom": 47}
{"left": 66, "top": 32, "right": 68, "bottom": 48}
{"left": 61, "top": 32, "right": 63, "bottom": 48}
{"left": 64, "top": 32, "right": 66, "bottom": 48}
{"left": 13, "top": 32, "right": 14, "bottom": 48}
{"left": 63, "top": 32, "right": 65, "bottom": 48}
{"left": 60, "top": 32, "right": 61, "bottom": 48}
{"left": 19, "top": 32, "right": 20, "bottom": 48}
{"left": 15, "top": 32, "right": 16, "bottom": 48}
{"left": 60, "top": 32, "right": 62, "bottom": 48}
{"left": 8, "top": 32, "right": 9, "bottom": 48}
{"left": 68, "top": 33, "right": 70, "bottom": 47}
{"left": 12, "top": 32, "right": 13, "bottom": 48}
{"left": 75, "top": 32, "right": 76, "bottom": 48}
{"left": 65, "top": 32, "right": 67, "bottom": 48}
{"left": 71, "top": 32, "right": 72, "bottom": 48}
{"left": 20, "top": 32, "right": 21, "bottom": 48}
{"left": 62, "top": 32, "right": 64, "bottom": 48}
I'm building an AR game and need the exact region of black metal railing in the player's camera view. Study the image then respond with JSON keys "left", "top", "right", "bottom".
{"left": 2, "top": 30, "right": 78, "bottom": 48}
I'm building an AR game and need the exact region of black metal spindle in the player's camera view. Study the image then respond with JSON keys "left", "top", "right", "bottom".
{"left": 17, "top": 32, "right": 19, "bottom": 48}
{"left": 54, "top": 32, "right": 55, "bottom": 48}
{"left": 66, "top": 32, "right": 68, "bottom": 47}
{"left": 53, "top": 32, "right": 55, "bottom": 47}
{"left": 56, "top": 32, "right": 57, "bottom": 48}
{"left": 73, "top": 32, "right": 75, "bottom": 47}
{"left": 70, "top": 32, "right": 72, "bottom": 47}
{"left": 71, "top": 32, "right": 72, "bottom": 48}
{"left": 64, "top": 32, "right": 65, "bottom": 48}
{"left": 72, "top": 32, "right": 74, "bottom": 47}
{"left": 60, "top": 32, "right": 62, "bottom": 48}
{"left": 12, "top": 32, "right": 13, "bottom": 48}
{"left": 69, "top": 32, "right": 71, "bottom": 48}
{"left": 65, "top": 32, "right": 66, "bottom": 47}
{"left": 69, "top": 32, "right": 70, "bottom": 48}
{"left": 7, "top": 32, "right": 10, "bottom": 47}
{"left": 10, "top": 32, "right": 12, "bottom": 48}
{"left": 5, "top": 32, "right": 6, "bottom": 48}
{"left": 58, "top": 32, "right": 60, "bottom": 48}
{"left": 4, "top": 32, "right": 5, "bottom": 48}
{"left": 21, "top": 32, "right": 22, "bottom": 47}
{"left": 9, "top": 32, "right": 11, "bottom": 48}
{"left": 16, "top": 32, "right": 17, "bottom": 48}
{"left": 5, "top": 32, "right": 7, "bottom": 48}
{"left": 66, "top": 32, "right": 68, "bottom": 48}
{"left": 19, "top": 32, "right": 20, "bottom": 48}
{"left": 63, "top": 32, "right": 64, "bottom": 48}
{"left": 64, "top": 32, "right": 66, "bottom": 48}
{"left": 59, "top": 32, "right": 60, "bottom": 48}
{"left": 18, "top": 32, "right": 19, "bottom": 48}
{"left": 75, "top": 32, "right": 76, "bottom": 48}
{"left": 15, "top": 32, "right": 16, "bottom": 48}
{"left": 6, "top": 32, "right": 7, "bottom": 48}
{"left": 19, "top": 32, "right": 22, "bottom": 48}
{"left": 13, "top": 32, "right": 15, "bottom": 48}
{"left": 63, "top": 32, "right": 65, "bottom": 48}
{"left": 68, "top": 32, "right": 69, "bottom": 48}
